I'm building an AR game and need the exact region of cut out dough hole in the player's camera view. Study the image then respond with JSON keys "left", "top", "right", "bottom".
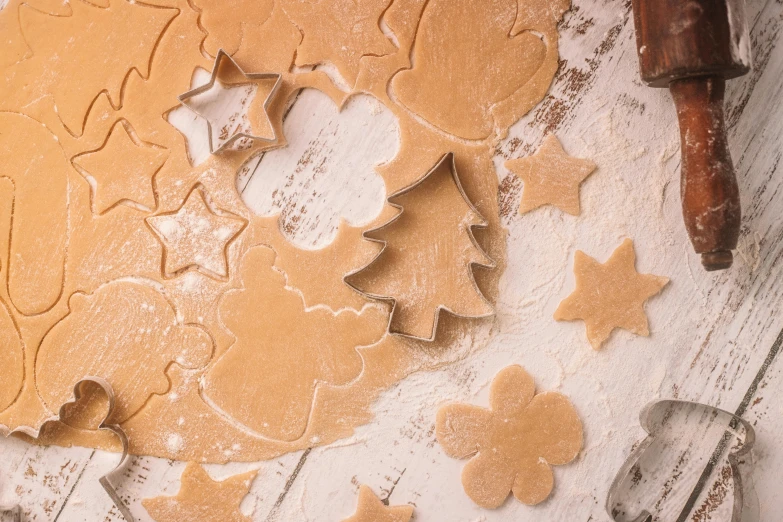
{"left": 240, "top": 89, "right": 399, "bottom": 250}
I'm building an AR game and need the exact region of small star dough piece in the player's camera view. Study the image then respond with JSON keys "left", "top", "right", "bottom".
{"left": 72, "top": 121, "right": 168, "bottom": 214}
{"left": 146, "top": 186, "right": 247, "bottom": 280}
{"left": 342, "top": 485, "right": 413, "bottom": 522}
{"left": 436, "top": 365, "right": 583, "bottom": 508}
{"left": 554, "top": 239, "right": 669, "bottom": 349}
{"left": 142, "top": 463, "right": 257, "bottom": 522}
{"left": 505, "top": 134, "right": 596, "bottom": 216}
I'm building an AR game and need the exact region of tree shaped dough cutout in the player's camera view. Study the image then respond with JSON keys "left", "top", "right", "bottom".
{"left": 342, "top": 485, "right": 414, "bottom": 522}
{"left": 146, "top": 185, "right": 247, "bottom": 281}
{"left": 505, "top": 134, "right": 597, "bottom": 216}
{"left": 142, "top": 463, "right": 257, "bottom": 522}
{"left": 436, "top": 365, "right": 583, "bottom": 508}
{"left": 345, "top": 153, "right": 495, "bottom": 341}
{"left": 554, "top": 239, "right": 669, "bottom": 349}
{"left": 72, "top": 120, "right": 169, "bottom": 214}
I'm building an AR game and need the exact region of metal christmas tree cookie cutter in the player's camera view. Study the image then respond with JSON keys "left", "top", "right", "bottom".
{"left": 344, "top": 152, "right": 496, "bottom": 342}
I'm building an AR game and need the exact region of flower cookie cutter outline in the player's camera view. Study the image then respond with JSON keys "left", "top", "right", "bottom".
{"left": 344, "top": 152, "right": 496, "bottom": 342}
{"left": 178, "top": 48, "right": 282, "bottom": 155}
{"left": 2, "top": 377, "right": 135, "bottom": 522}
{"left": 606, "top": 399, "right": 757, "bottom": 522}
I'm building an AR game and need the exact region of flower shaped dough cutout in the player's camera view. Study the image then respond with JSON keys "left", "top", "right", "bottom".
{"left": 436, "top": 365, "right": 583, "bottom": 508}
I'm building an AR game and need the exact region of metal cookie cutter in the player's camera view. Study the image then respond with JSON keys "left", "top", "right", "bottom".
{"left": 344, "top": 152, "right": 496, "bottom": 342}
{"left": 607, "top": 399, "right": 757, "bottom": 522}
{"left": 178, "top": 48, "right": 282, "bottom": 155}
{"left": 3, "top": 377, "right": 135, "bottom": 522}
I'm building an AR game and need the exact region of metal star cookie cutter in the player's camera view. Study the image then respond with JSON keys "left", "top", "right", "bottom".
{"left": 344, "top": 152, "right": 496, "bottom": 342}
{"left": 607, "top": 399, "right": 757, "bottom": 522}
{"left": 2, "top": 378, "right": 135, "bottom": 522}
{"left": 178, "top": 48, "right": 282, "bottom": 155}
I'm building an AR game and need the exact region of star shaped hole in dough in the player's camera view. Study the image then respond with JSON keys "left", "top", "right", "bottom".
{"left": 72, "top": 120, "right": 169, "bottom": 214}
{"left": 554, "top": 238, "right": 669, "bottom": 349}
{"left": 436, "top": 365, "right": 583, "bottom": 508}
{"left": 341, "top": 485, "right": 413, "bottom": 522}
{"left": 142, "top": 462, "right": 257, "bottom": 522}
{"left": 178, "top": 49, "right": 281, "bottom": 154}
{"left": 505, "top": 134, "right": 596, "bottom": 216}
{"left": 146, "top": 186, "right": 247, "bottom": 280}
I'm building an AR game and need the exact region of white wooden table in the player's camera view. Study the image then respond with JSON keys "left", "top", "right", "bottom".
{"left": 2, "top": 0, "right": 783, "bottom": 520}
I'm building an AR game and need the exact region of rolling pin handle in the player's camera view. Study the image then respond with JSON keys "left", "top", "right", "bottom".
{"left": 669, "top": 76, "right": 741, "bottom": 271}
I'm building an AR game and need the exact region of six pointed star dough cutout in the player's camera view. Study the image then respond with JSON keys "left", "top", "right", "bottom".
{"left": 341, "top": 485, "right": 413, "bottom": 522}
{"left": 72, "top": 121, "right": 169, "bottom": 214}
{"left": 146, "top": 186, "right": 247, "bottom": 280}
{"left": 554, "top": 238, "right": 669, "bottom": 349}
{"left": 142, "top": 462, "right": 257, "bottom": 522}
{"left": 178, "top": 49, "right": 281, "bottom": 154}
{"left": 505, "top": 134, "right": 597, "bottom": 216}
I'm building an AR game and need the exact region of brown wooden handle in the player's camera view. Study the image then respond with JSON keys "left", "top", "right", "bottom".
{"left": 670, "top": 76, "right": 741, "bottom": 271}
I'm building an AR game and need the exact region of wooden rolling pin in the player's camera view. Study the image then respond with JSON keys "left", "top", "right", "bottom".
{"left": 631, "top": 0, "right": 752, "bottom": 271}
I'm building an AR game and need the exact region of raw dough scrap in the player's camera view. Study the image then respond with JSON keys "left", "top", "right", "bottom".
{"left": 505, "top": 134, "right": 597, "bottom": 216}
{"left": 202, "top": 245, "right": 388, "bottom": 441}
{"left": 146, "top": 185, "right": 247, "bottom": 280}
{"left": 0, "top": 297, "right": 24, "bottom": 413}
{"left": 391, "top": 0, "right": 547, "bottom": 140}
{"left": 142, "top": 462, "right": 257, "bottom": 522}
{"left": 436, "top": 365, "right": 583, "bottom": 508}
{"left": 0, "top": 112, "right": 69, "bottom": 316}
{"left": 72, "top": 120, "right": 169, "bottom": 214}
{"left": 178, "top": 50, "right": 280, "bottom": 153}
{"left": 0, "top": 0, "right": 176, "bottom": 135}
{"left": 554, "top": 239, "right": 670, "bottom": 349}
{"left": 192, "top": 0, "right": 274, "bottom": 57}
{"left": 35, "top": 280, "right": 214, "bottom": 423}
{"left": 281, "top": 0, "right": 395, "bottom": 86}
{"left": 273, "top": 221, "right": 379, "bottom": 311}
{"left": 345, "top": 153, "right": 495, "bottom": 341}
{"left": 342, "top": 485, "right": 413, "bottom": 522}
{"left": 0, "top": 0, "right": 568, "bottom": 462}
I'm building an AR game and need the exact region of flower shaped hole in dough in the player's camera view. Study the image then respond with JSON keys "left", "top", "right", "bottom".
{"left": 436, "top": 365, "right": 583, "bottom": 508}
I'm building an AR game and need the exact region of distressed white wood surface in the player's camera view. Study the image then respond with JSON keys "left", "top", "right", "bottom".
{"left": 2, "top": 0, "right": 783, "bottom": 520}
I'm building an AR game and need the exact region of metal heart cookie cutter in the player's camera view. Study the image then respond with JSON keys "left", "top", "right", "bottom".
{"left": 607, "top": 399, "right": 757, "bottom": 522}
{"left": 2, "top": 377, "right": 134, "bottom": 522}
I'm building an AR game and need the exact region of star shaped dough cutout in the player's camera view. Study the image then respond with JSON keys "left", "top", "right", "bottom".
{"left": 554, "top": 239, "right": 669, "bottom": 349}
{"left": 342, "top": 485, "right": 413, "bottom": 522}
{"left": 505, "top": 134, "right": 596, "bottom": 216}
{"left": 146, "top": 187, "right": 247, "bottom": 280}
{"left": 178, "top": 49, "right": 281, "bottom": 154}
{"left": 142, "top": 462, "right": 257, "bottom": 522}
{"left": 72, "top": 121, "right": 168, "bottom": 214}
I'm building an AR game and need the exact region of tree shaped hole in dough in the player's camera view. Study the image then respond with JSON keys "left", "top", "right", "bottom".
{"left": 71, "top": 119, "right": 169, "bottom": 215}
{"left": 345, "top": 153, "right": 495, "bottom": 341}
{"left": 554, "top": 239, "right": 669, "bottom": 349}
{"left": 0, "top": 297, "right": 24, "bottom": 414}
{"left": 0, "top": 112, "right": 69, "bottom": 317}
{"left": 35, "top": 280, "right": 214, "bottom": 424}
{"left": 341, "top": 485, "right": 413, "bottom": 522}
{"left": 202, "top": 246, "right": 388, "bottom": 441}
{"left": 142, "top": 462, "right": 257, "bottom": 522}
{"left": 436, "top": 365, "right": 583, "bottom": 508}
{"left": 0, "top": 0, "right": 176, "bottom": 135}
{"left": 391, "top": 0, "right": 547, "bottom": 140}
